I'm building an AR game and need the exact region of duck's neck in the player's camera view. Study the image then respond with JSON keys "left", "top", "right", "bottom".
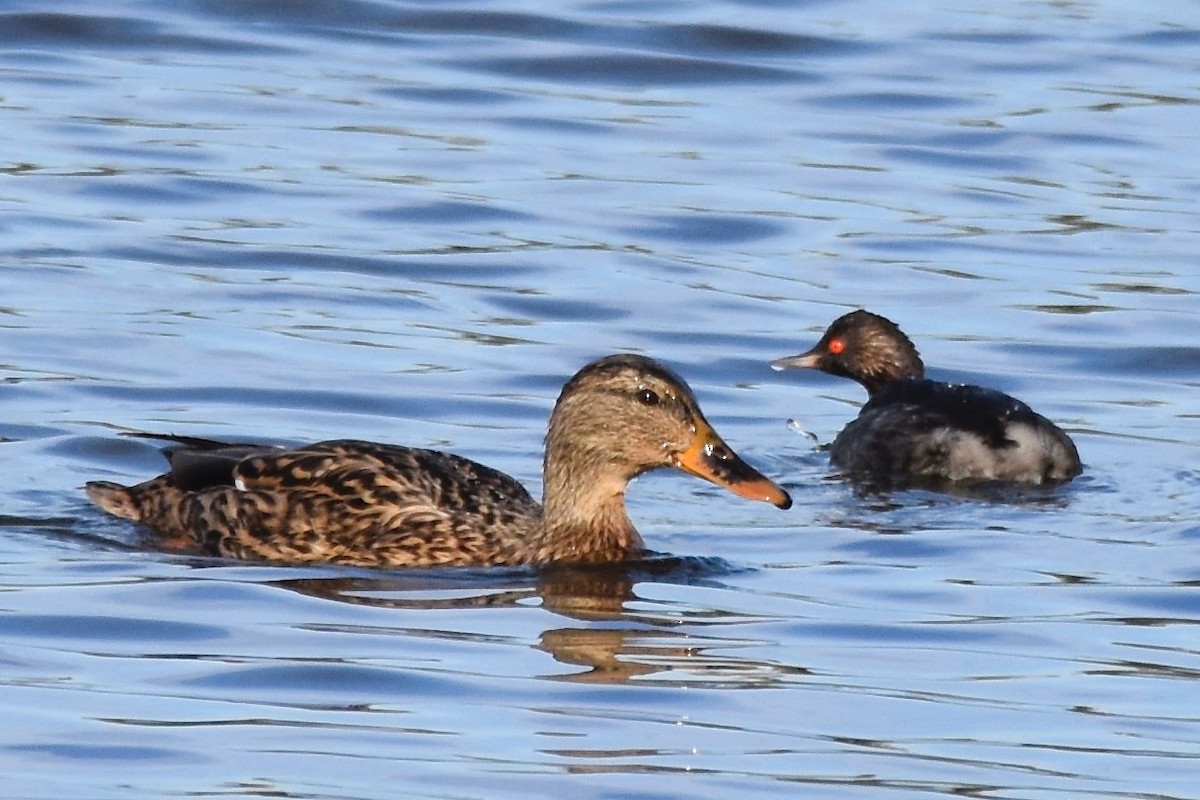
{"left": 534, "top": 447, "right": 645, "bottom": 563}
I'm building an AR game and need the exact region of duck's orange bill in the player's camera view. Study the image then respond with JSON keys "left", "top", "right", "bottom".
{"left": 673, "top": 423, "right": 792, "bottom": 510}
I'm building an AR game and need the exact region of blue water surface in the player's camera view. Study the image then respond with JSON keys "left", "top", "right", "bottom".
{"left": 1, "top": 1, "right": 1198, "bottom": 798}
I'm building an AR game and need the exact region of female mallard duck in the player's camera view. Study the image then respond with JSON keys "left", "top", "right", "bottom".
{"left": 771, "top": 310, "right": 1082, "bottom": 485}
{"left": 87, "top": 354, "right": 792, "bottom": 567}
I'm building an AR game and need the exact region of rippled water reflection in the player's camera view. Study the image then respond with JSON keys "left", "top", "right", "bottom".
{"left": 2, "top": 0, "right": 1198, "bottom": 798}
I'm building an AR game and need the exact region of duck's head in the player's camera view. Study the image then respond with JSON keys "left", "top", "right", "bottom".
{"left": 545, "top": 354, "right": 791, "bottom": 510}
{"left": 771, "top": 309, "right": 924, "bottom": 395}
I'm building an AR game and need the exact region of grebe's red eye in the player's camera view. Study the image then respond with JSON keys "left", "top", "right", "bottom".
{"left": 828, "top": 338, "right": 846, "bottom": 355}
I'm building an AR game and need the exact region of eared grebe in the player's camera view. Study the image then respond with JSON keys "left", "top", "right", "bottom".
{"left": 87, "top": 354, "right": 791, "bottom": 568}
{"left": 772, "top": 310, "right": 1082, "bottom": 485}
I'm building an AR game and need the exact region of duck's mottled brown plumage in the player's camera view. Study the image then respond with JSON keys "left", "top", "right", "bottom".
{"left": 87, "top": 354, "right": 792, "bottom": 567}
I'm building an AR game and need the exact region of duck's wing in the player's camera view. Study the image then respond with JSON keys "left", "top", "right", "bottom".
{"left": 96, "top": 437, "right": 542, "bottom": 567}
{"left": 220, "top": 441, "right": 542, "bottom": 566}
{"left": 231, "top": 440, "right": 537, "bottom": 508}
{"left": 140, "top": 435, "right": 536, "bottom": 509}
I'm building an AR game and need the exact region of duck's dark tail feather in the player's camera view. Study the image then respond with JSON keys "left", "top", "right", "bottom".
{"left": 85, "top": 481, "right": 141, "bottom": 521}
{"left": 124, "top": 431, "right": 242, "bottom": 450}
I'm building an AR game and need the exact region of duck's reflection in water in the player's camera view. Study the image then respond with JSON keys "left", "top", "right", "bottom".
{"left": 268, "top": 556, "right": 807, "bottom": 685}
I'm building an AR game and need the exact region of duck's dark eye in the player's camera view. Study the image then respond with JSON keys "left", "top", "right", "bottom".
{"left": 638, "top": 388, "right": 661, "bottom": 406}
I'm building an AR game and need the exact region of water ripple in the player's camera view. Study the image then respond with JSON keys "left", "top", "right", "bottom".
{"left": 2, "top": 1, "right": 1199, "bottom": 799}
{"left": 0, "top": 12, "right": 257, "bottom": 53}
